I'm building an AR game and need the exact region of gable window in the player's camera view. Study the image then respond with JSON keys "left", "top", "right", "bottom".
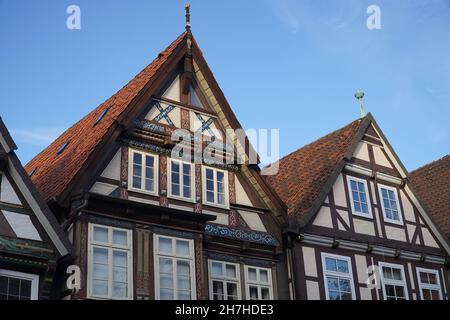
{"left": 245, "top": 266, "right": 273, "bottom": 300}
{"left": 347, "top": 176, "right": 372, "bottom": 218}
{"left": 378, "top": 184, "right": 403, "bottom": 225}
{"left": 88, "top": 224, "right": 133, "bottom": 300}
{"left": 321, "top": 253, "right": 355, "bottom": 300}
{"left": 168, "top": 159, "right": 194, "bottom": 201}
{"left": 202, "top": 167, "right": 228, "bottom": 208}
{"left": 154, "top": 235, "right": 196, "bottom": 300}
{"left": 379, "top": 262, "right": 408, "bottom": 300}
{"left": 0, "top": 269, "right": 39, "bottom": 300}
{"left": 208, "top": 260, "right": 240, "bottom": 300}
{"left": 128, "top": 149, "right": 158, "bottom": 195}
{"left": 416, "top": 268, "right": 442, "bottom": 300}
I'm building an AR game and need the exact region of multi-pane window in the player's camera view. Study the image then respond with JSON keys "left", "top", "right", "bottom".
{"left": 169, "top": 159, "right": 194, "bottom": 201}
{"left": 0, "top": 269, "right": 38, "bottom": 300}
{"left": 378, "top": 185, "right": 403, "bottom": 224}
{"left": 245, "top": 266, "right": 272, "bottom": 300}
{"left": 379, "top": 263, "right": 408, "bottom": 300}
{"left": 321, "top": 254, "right": 355, "bottom": 300}
{"left": 129, "top": 149, "right": 158, "bottom": 194}
{"left": 209, "top": 260, "right": 240, "bottom": 300}
{"left": 203, "top": 167, "right": 228, "bottom": 208}
{"left": 154, "top": 235, "right": 195, "bottom": 300}
{"left": 417, "top": 268, "right": 442, "bottom": 300}
{"left": 88, "top": 224, "right": 132, "bottom": 300}
{"left": 347, "top": 177, "right": 372, "bottom": 217}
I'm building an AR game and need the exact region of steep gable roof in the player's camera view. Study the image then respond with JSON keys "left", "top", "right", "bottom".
{"left": 0, "top": 117, "right": 73, "bottom": 256}
{"left": 265, "top": 117, "right": 366, "bottom": 218}
{"left": 25, "top": 32, "right": 187, "bottom": 203}
{"left": 410, "top": 155, "right": 450, "bottom": 238}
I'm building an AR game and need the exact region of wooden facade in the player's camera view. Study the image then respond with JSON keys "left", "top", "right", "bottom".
{"left": 0, "top": 117, "right": 73, "bottom": 300}
{"left": 25, "top": 30, "right": 288, "bottom": 300}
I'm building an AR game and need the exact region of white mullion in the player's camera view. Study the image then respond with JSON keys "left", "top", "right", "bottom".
{"left": 108, "top": 247, "right": 112, "bottom": 299}
{"left": 173, "top": 256, "right": 178, "bottom": 300}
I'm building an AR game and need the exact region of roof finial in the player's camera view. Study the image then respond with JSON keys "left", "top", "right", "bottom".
{"left": 185, "top": 3, "right": 191, "bottom": 32}
{"left": 354, "top": 90, "right": 366, "bottom": 118}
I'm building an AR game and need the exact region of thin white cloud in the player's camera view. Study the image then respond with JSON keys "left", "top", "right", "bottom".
{"left": 10, "top": 127, "right": 66, "bottom": 146}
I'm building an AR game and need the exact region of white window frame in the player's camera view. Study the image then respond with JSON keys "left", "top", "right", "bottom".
{"left": 87, "top": 223, "right": 133, "bottom": 300}
{"left": 202, "top": 166, "right": 229, "bottom": 209}
{"left": 154, "top": 234, "right": 196, "bottom": 300}
{"left": 0, "top": 269, "right": 39, "bottom": 300}
{"left": 346, "top": 176, "right": 373, "bottom": 218}
{"left": 208, "top": 260, "right": 241, "bottom": 300}
{"left": 128, "top": 148, "right": 159, "bottom": 196}
{"left": 379, "top": 262, "right": 409, "bottom": 300}
{"left": 167, "top": 158, "right": 195, "bottom": 202}
{"left": 244, "top": 266, "right": 273, "bottom": 300}
{"left": 378, "top": 184, "right": 404, "bottom": 225}
{"left": 416, "top": 267, "right": 443, "bottom": 300}
{"left": 321, "top": 253, "right": 356, "bottom": 300}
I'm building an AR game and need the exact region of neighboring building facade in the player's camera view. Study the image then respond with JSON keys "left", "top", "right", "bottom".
{"left": 0, "top": 117, "right": 73, "bottom": 300}
{"left": 266, "top": 114, "right": 450, "bottom": 300}
{"left": 25, "top": 29, "right": 288, "bottom": 300}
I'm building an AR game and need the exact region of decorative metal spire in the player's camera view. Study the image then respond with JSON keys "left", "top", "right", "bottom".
{"left": 185, "top": 3, "right": 191, "bottom": 32}
{"left": 354, "top": 90, "right": 366, "bottom": 118}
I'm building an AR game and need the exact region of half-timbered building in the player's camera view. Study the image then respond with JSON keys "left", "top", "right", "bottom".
{"left": 25, "top": 23, "right": 288, "bottom": 300}
{"left": 266, "top": 113, "right": 450, "bottom": 300}
{"left": 0, "top": 117, "right": 73, "bottom": 300}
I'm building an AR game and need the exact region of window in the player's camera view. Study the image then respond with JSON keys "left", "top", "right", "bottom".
{"left": 347, "top": 176, "right": 372, "bottom": 218}
{"left": 245, "top": 266, "right": 272, "bottom": 300}
{"left": 416, "top": 268, "right": 442, "bottom": 300}
{"left": 57, "top": 140, "right": 70, "bottom": 155}
{"left": 94, "top": 106, "right": 111, "bottom": 126}
{"left": 154, "top": 235, "right": 196, "bottom": 300}
{"left": 88, "top": 224, "right": 133, "bottom": 300}
{"left": 208, "top": 260, "right": 240, "bottom": 300}
{"left": 168, "top": 159, "right": 194, "bottom": 201}
{"left": 321, "top": 253, "right": 355, "bottom": 300}
{"left": 202, "top": 167, "right": 228, "bottom": 208}
{"left": 379, "top": 262, "right": 408, "bottom": 300}
{"left": 128, "top": 149, "right": 158, "bottom": 195}
{"left": 0, "top": 269, "right": 39, "bottom": 300}
{"left": 378, "top": 184, "right": 403, "bottom": 225}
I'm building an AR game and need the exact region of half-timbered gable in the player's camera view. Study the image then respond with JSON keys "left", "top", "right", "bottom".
{"left": 0, "top": 117, "right": 73, "bottom": 300}
{"left": 25, "top": 25, "right": 287, "bottom": 300}
{"left": 266, "top": 113, "right": 450, "bottom": 300}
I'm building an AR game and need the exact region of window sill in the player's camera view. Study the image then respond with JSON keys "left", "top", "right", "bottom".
{"left": 167, "top": 194, "right": 196, "bottom": 204}
{"left": 128, "top": 187, "right": 158, "bottom": 197}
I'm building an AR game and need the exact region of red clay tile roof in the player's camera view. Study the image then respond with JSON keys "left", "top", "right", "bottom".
{"left": 25, "top": 32, "right": 187, "bottom": 202}
{"left": 410, "top": 155, "right": 450, "bottom": 238}
{"left": 265, "top": 118, "right": 364, "bottom": 217}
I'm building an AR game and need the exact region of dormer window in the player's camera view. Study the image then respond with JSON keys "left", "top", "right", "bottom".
{"left": 346, "top": 176, "right": 372, "bottom": 218}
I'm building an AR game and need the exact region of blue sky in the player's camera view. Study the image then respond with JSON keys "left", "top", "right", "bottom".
{"left": 0, "top": 0, "right": 449, "bottom": 171}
